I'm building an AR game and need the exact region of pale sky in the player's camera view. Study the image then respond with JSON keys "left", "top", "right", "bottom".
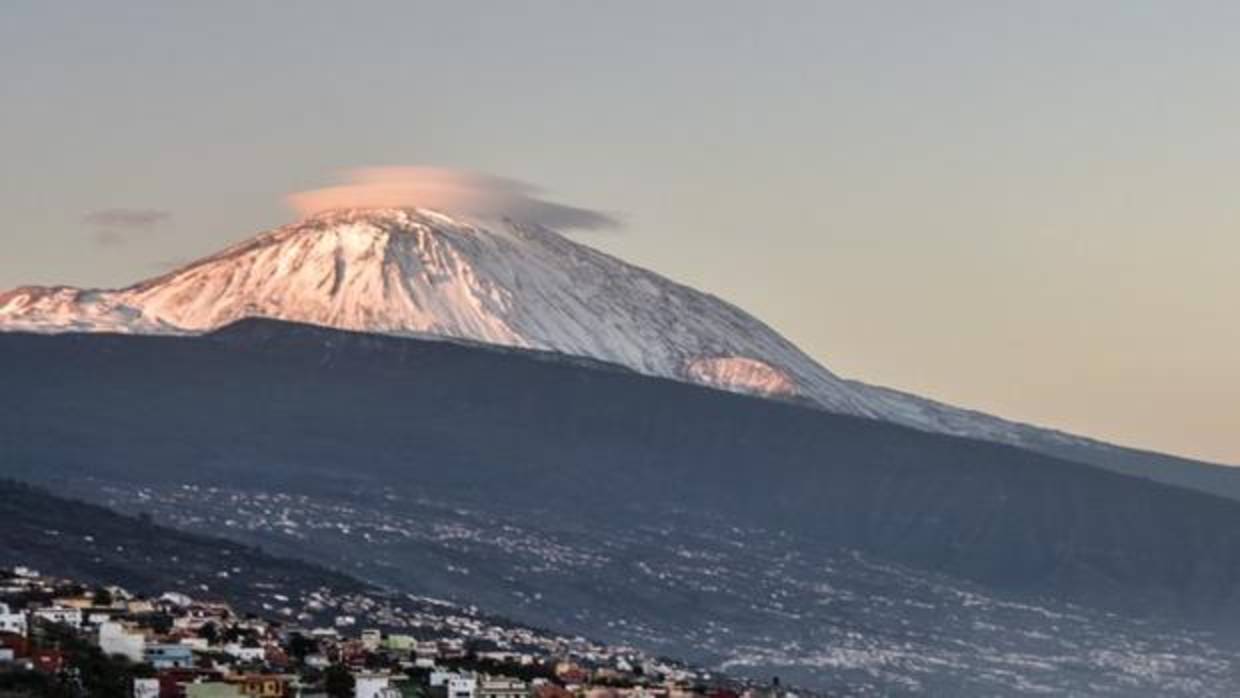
{"left": 2, "top": 2, "right": 1237, "bottom": 464}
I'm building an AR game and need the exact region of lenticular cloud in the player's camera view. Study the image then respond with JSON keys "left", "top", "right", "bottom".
{"left": 287, "top": 166, "right": 618, "bottom": 231}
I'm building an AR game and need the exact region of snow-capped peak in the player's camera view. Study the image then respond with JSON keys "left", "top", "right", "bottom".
{"left": 1, "top": 208, "right": 837, "bottom": 404}
{"left": 0, "top": 207, "right": 1105, "bottom": 452}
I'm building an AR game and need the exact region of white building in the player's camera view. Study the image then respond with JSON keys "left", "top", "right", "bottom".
{"left": 133, "top": 678, "right": 161, "bottom": 698}
{"left": 355, "top": 673, "right": 399, "bottom": 698}
{"left": 429, "top": 670, "right": 457, "bottom": 687}
{"left": 180, "top": 636, "right": 210, "bottom": 651}
{"left": 160, "top": 592, "right": 194, "bottom": 608}
{"left": 430, "top": 671, "right": 479, "bottom": 698}
{"left": 0, "top": 603, "right": 26, "bottom": 636}
{"left": 223, "top": 643, "right": 266, "bottom": 662}
{"left": 98, "top": 621, "right": 145, "bottom": 662}
{"left": 33, "top": 606, "right": 82, "bottom": 629}
{"left": 448, "top": 674, "right": 478, "bottom": 698}
{"left": 478, "top": 675, "right": 529, "bottom": 698}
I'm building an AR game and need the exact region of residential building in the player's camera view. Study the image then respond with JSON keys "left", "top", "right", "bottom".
{"left": 0, "top": 603, "right": 26, "bottom": 636}
{"left": 355, "top": 673, "right": 396, "bottom": 698}
{"left": 145, "top": 643, "right": 195, "bottom": 669}
{"left": 449, "top": 673, "right": 478, "bottom": 698}
{"left": 99, "top": 621, "right": 145, "bottom": 662}
{"left": 127, "top": 599, "right": 157, "bottom": 614}
{"left": 33, "top": 605, "right": 83, "bottom": 628}
{"left": 133, "top": 677, "right": 161, "bottom": 698}
{"left": 224, "top": 643, "right": 267, "bottom": 663}
{"left": 161, "top": 592, "right": 195, "bottom": 607}
{"left": 430, "top": 670, "right": 457, "bottom": 687}
{"left": 383, "top": 634, "right": 416, "bottom": 652}
{"left": 50, "top": 596, "right": 93, "bottom": 610}
{"left": 479, "top": 675, "right": 530, "bottom": 698}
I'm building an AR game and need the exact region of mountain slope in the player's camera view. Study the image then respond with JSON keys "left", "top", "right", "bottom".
{"left": 5, "top": 321, "right": 1240, "bottom": 695}
{"left": 0, "top": 477, "right": 705, "bottom": 682}
{"left": 1, "top": 208, "right": 1235, "bottom": 496}
{"left": 5, "top": 319, "right": 1240, "bottom": 618}
{"left": 0, "top": 477, "right": 363, "bottom": 613}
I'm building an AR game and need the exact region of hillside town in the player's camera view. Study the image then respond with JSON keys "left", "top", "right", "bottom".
{"left": 0, "top": 566, "right": 799, "bottom": 698}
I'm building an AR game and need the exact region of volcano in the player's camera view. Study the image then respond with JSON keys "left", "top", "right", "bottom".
{"left": 1, "top": 207, "right": 1233, "bottom": 491}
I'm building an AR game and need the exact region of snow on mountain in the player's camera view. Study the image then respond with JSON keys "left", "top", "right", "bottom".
{"left": 0, "top": 285, "right": 174, "bottom": 333}
{"left": 0, "top": 208, "right": 1107, "bottom": 451}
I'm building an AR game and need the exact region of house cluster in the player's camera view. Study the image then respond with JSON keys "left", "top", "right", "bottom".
{"left": 0, "top": 566, "right": 801, "bottom": 698}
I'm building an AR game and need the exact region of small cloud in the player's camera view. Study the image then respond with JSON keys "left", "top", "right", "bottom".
{"left": 83, "top": 208, "right": 172, "bottom": 246}
{"left": 287, "top": 166, "right": 619, "bottom": 231}
{"left": 83, "top": 208, "right": 171, "bottom": 229}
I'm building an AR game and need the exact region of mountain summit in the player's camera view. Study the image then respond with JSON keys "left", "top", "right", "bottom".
{"left": 0, "top": 208, "right": 1227, "bottom": 479}
{"left": 1, "top": 208, "right": 861, "bottom": 406}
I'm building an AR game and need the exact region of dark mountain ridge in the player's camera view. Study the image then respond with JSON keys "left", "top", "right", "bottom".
{"left": 3, "top": 318, "right": 1240, "bottom": 623}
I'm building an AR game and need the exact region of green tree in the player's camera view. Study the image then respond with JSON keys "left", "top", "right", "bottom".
{"left": 199, "top": 621, "right": 219, "bottom": 645}
{"left": 29, "top": 619, "right": 150, "bottom": 698}
{"left": 324, "top": 664, "right": 355, "bottom": 698}
{"left": 93, "top": 587, "right": 114, "bottom": 607}
{"left": 287, "top": 633, "right": 317, "bottom": 663}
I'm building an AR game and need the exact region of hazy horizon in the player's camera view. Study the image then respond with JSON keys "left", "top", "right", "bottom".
{"left": 3, "top": 1, "right": 1237, "bottom": 465}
